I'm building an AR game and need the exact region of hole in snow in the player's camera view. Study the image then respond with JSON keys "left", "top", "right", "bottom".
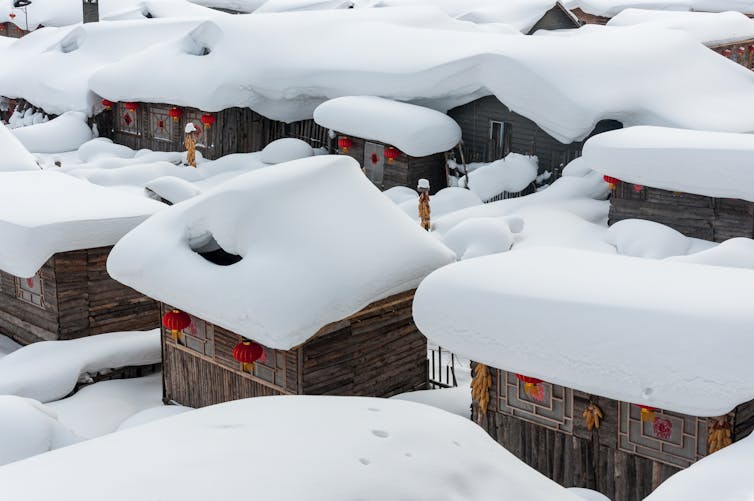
{"left": 358, "top": 458, "right": 371, "bottom": 466}
{"left": 371, "top": 430, "right": 389, "bottom": 439}
{"left": 368, "top": 407, "right": 380, "bottom": 412}
{"left": 189, "top": 233, "right": 242, "bottom": 266}
{"left": 642, "top": 387, "right": 654, "bottom": 398}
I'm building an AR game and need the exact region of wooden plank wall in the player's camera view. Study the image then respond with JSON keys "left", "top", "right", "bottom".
{"left": 708, "top": 38, "right": 754, "bottom": 70}
{"left": 570, "top": 7, "right": 610, "bottom": 25}
{"left": 0, "top": 260, "right": 59, "bottom": 344}
{"left": 302, "top": 290, "right": 427, "bottom": 397}
{"left": 527, "top": 5, "right": 580, "bottom": 34}
{"left": 609, "top": 183, "right": 754, "bottom": 242}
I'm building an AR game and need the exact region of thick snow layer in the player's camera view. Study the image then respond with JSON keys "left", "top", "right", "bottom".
{"left": 441, "top": 217, "right": 521, "bottom": 260}
{"left": 86, "top": 8, "right": 754, "bottom": 142}
{"left": 189, "top": 0, "right": 266, "bottom": 11}
{"left": 255, "top": 0, "right": 354, "bottom": 13}
{"left": 605, "top": 219, "right": 716, "bottom": 258}
{"left": 398, "top": 187, "right": 484, "bottom": 222}
{"left": 667, "top": 237, "right": 754, "bottom": 269}
{"left": 568, "top": 488, "right": 612, "bottom": 501}
{"left": 314, "top": 96, "right": 462, "bottom": 156}
{"left": 0, "top": 123, "right": 39, "bottom": 172}
{"left": 259, "top": 137, "right": 314, "bottom": 164}
{"left": 117, "top": 404, "right": 192, "bottom": 430}
{"left": 145, "top": 176, "right": 202, "bottom": 204}
{"left": 47, "top": 374, "right": 164, "bottom": 439}
{"left": 644, "top": 430, "right": 754, "bottom": 501}
{"left": 0, "top": 171, "right": 163, "bottom": 277}
{"left": 565, "top": 0, "right": 754, "bottom": 16}
{"left": 0, "top": 18, "right": 201, "bottom": 116}
{"left": 11, "top": 112, "right": 92, "bottom": 153}
{"left": 108, "top": 155, "right": 455, "bottom": 350}
{"left": 583, "top": 126, "right": 754, "bottom": 202}
{"left": 0, "top": 396, "right": 78, "bottom": 467}
{"left": 0, "top": 396, "right": 582, "bottom": 501}
{"left": 391, "top": 386, "right": 471, "bottom": 418}
{"left": 413, "top": 247, "right": 754, "bottom": 416}
{"left": 460, "top": 154, "right": 538, "bottom": 201}
{"left": 608, "top": 9, "right": 754, "bottom": 44}
{"left": 0, "top": 330, "right": 161, "bottom": 403}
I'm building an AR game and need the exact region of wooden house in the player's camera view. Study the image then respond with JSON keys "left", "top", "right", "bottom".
{"left": 313, "top": 96, "right": 462, "bottom": 194}
{"left": 106, "top": 154, "right": 456, "bottom": 408}
{"left": 709, "top": 40, "right": 754, "bottom": 70}
{"left": 526, "top": 1, "right": 581, "bottom": 33}
{"left": 95, "top": 101, "right": 330, "bottom": 160}
{"left": 413, "top": 247, "right": 754, "bottom": 501}
{"left": 0, "top": 171, "right": 164, "bottom": 345}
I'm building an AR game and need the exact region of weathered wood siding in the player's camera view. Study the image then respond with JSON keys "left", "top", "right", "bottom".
{"left": 0, "top": 22, "right": 29, "bottom": 38}
{"left": 570, "top": 7, "right": 610, "bottom": 25}
{"left": 472, "top": 366, "right": 748, "bottom": 501}
{"left": 82, "top": 1, "right": 99, "bottom": 23}
{"left": 608, "top": 182, "right": 754, "bottom": 242}
{"left": 527, "top": 4, "right": 580, "bottom": 34}
{"left": 0, "top": 247, "right": 159, "bottom": 345}
{"left": 708, "top": 39, "right": 754, "bottom": 70}
{"left": 302, "top": 290, "right": 427, "bottom": 397}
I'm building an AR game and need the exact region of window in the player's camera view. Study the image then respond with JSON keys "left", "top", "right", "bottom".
{"left": 489, "top": 120, "right": 512, "bottom": 160}
{"left": 242, "top": 346, "right": 286, "bottom": 388}
{"left": 119, "top": 103, "right": 140, "bottom": 135}
{"left": 15, "top": 273, "right": 44, "bottom": 308}
{"left": 363, "top": 141, "right": 385, "bottom": 186}
{"left": 149, "top": 106, "right": 174, "bottom": 142}
{"left": 175, "top": 315, "right": 214, "bottom": 357}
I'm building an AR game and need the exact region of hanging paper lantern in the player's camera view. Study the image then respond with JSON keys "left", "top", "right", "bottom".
{"left": 632, "top": 184, "right": 644, "bottom": 193}
{"left": 232, "top": 340, "right": 265, "bottom": 371}
{"left": 200, "top": 114, "right": 216, "bottom": 128}
{"left": 162, "top": 309, "right": 191, "bottom": 340}
{"left": 101, "top": 99, "right": 114, "bottom": 110}
{"left": 168, "top": 107, "right": 183, "bottom": 122}
{"left": 636, "top": 404, "right": 657, "bottom": 422}
{"left": 124, "top": 102, "right": 138, "bottom": 112}
{"left": 338, "top": 136, "right": 353, "bottom": 153}
{"left": 603, "top": 175, "right": 619, "bottom": 190}
{"left": 383, "top": 146, "right": 400, "bottom": 164}
{"left": 722, "top": 49, "right": 732, "bottom": 57}
{"left": 515, "top": 374, "right": 543, "bottom": 399}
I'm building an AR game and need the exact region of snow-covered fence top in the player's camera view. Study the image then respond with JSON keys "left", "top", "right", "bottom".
{"left": 0, "top": 171, "right": 164, "bottom": 278}
{"left": 413, "top": 247, "right": 754, "bottom": 417}
{"left": 107, "top": 155, "right": 455, "bottom": 350}
{"left": 607, "top": 9, "right": 754, "bottom": 45}
{"left": 313, "top": 96, "right": 462, "bottom": 157}
{"left": 582, "top": 126, "right": 754, "bottom": 202}
{"left": 0, "top": 123, "right": 39, "bottom": 172}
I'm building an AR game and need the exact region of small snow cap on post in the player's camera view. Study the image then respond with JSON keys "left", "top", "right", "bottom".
{"left": 184, "top": 123, "right": 198, "bottom": 168}
{"left": 417, "top": 178, "right": 431, "bottom": 231}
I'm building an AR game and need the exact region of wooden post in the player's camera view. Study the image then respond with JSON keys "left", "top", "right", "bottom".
{"left": 185, "top": 123, "right": 197, "bottom": 168}
{"left": 417, "top": 178, "right": 431, "bottom": 231}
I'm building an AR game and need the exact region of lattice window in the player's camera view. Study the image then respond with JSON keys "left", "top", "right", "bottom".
{"left": 496, "top": 370, "right": 573, "bottom": 433}
{"left": 618, "top": 403, "right": 707, "bottom": 468}
{"left": 175, "top": 315, "right": 214, "bottom": 357}
{"left": 149, "top": 106, "right": 173, "bottom": 142}
{"left": 363, "top": 141, "right": 385, "bottom": 186}
{"left": 118, "top": 103, "right": 140, "bottom": 135}
{"left": 242, "top": 345, "right": 286, "bottom": 388}
{"left": 15, "top": 273, "right": 44, "bottom": 308}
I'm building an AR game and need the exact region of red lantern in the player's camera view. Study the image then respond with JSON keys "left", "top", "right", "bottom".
{"left": 603, "top": 175, "right": 619, "bottom": 190}
{"left": 337, "top": 136, "right": 353, "bottom": 153}
{"left": 636, "top": 404, "right": 657, "bottom": 423}
{"left": 632, "top": 184, "right": 644, "bottom": 193}
{"left": 124, "top": 102, "right": 138, "bottom": 112}
{"left": 9, "top": 12, "right": 16, "bottom": 19}
{"left": 383, "top": 146, "right": 400, "bottom": 164}
{"left": 722, "top": 49, "right": 732, "bottom": 57}
{"left": 737, "top": 46, "right": 746, "bottom": 56}
{"left": 200, "top": 114, "right": 215, "bottom": 128}
{"left": 515, "top": 374, "right": 543, "bottom": 399}
{"left": 101, "top": 99, "right": 114, "bottom": 110}
{"left": 168, "top": 107, "right": 183, "bottom": 122}
{"left": 232, "top": 340, "right": 265, "bottom": 371}
{"left": 162, "top": 309, "right": 191, "bottom": 340}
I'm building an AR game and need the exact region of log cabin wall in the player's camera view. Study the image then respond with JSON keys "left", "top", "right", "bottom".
{"left": 708, "top": 39, "right": 754, "bottom": 70}
{"left": 301, "top": 290, "right": 427, "bottom": 397}
{"left": 0, "top": 247, "right": 159, "bottom": 345}
{"left": 472, "top": 365, "right": 750, "bottom": 501}
{"left": 527, "top": 4, "right": 580, "bottom": 34}
{"left": 569, "top": 7, "right": 610, "bottom": 25}
{"left": 0, "top": 22, "right": 29, "bottom": 38}
{"left": 608, "top": 182, "right": 754, "bottom": 242}
{"left": 337, "top": 136, "right": 447, "bottom": 194}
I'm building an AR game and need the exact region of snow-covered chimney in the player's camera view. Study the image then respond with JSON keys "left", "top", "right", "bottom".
{"left": 82, "top": 0, "right": 99, "bottom": 23}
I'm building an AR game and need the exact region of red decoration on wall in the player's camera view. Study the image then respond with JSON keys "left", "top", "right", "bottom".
{"left": 383, "top": 147, "right": 400, "bottom": 164}
{"left": 632, "top": 184, "right": 644, "bottom": 193}
{"left": 338, "top": 136, "right": 353, "bottom": 153}
{"left": 653, "top": 417, "right": 673, "bottom": 440}
{"left": 200, "top": 114, "right": 216, "bottom": 128}
{"left": 370, "top": 152, "right": 379, "bottom": 165}
{"left": 162, "top": 309, "right": 191, "bottom": 340}
{"left": 101, "top": 99, "right": 114, "bottom": 110}
{"left": 124, "top": 102, "right": 138, "bottom": 112}
{"left": 722, "top": 49, "right": 732, "bottom": 57}
{"left": 9, "top": 12, "right": 16, "bottom": 19}
{"left": 168, "top": 107, "right": 183, "bottom": 122}
{"left": 233, "top": 340, "right": 266, "bottom": 370}
{"left": 25, "top": 277, "right": 34, "bottom": 288}
{"left": 123, "top": 114, "right": 132, "bottom": 126}
{"left": 158, "top": 119, "right": 165, "bottom": 129}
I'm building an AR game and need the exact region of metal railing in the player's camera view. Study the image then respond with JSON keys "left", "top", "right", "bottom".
{"left": 428, "top": 346, "right": 458, "bottom": 389}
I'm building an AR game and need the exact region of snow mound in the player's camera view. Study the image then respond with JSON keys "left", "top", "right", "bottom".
{"left": 583, "top": 126, "right": 754, "bottom": 201}
{"left": 391, "top": 386, "right": 471, "bottom": 418}
{"left": 565, "top": 0, "right": 754, "bottom": 17}
{"left": 413, "top": 247, "right": 754, "bottom": 416}
{"left": 145, "top": 176, "right": 202, "bottom": 204}
{"left": 107, "top": 155, "right": 456, "bottom": 350}
{"left": 0, "top": 396, "right": 583, "bottom": 501}
{"left": 260, "top": 137, "right": 314, "bottom": 164}
{"left": 668, "top": 237, "right": 754, "bottom": 269}
{"left": 117, "top": 404, "right": 192, "bottom": 431}
{"left": 0, "top": 396, "right": 78, "bottom": 467}
{"left": 606, "top": 219, "right": 691, "bottom": 258}
{"left": 255, "top": 0, "right": 353, "bottom": 13}
{"left": 78, "top": 137, "right": 137, "bottom": 162}
{"left": 442, "top": 217, "right": 520, "bottom": 260}
{"left": 568, "top": 488, "right": 612, "bottom": 501}
{"left": 314, "top": 96, "right": 462, "bottom": 157}
{"left": 0, "top": 171, "right": 164, "bottom": 277}
{"left": 0, "top": 330, "right": 161, "bottom": 403}
{"left": 383, "top": 185, "right": 419, "bottom": 204}
{"left": 11, "top": 112, "right": 92, "bottom": 153}
{"left": 399, "top": 187, "right": 484, "bottom": 222}
{"left": 0, "top": 122, "right": 39, "bottom": 172}
{"left": 461, "top": 154, "right": 538, "bottom": 201}
{"left": 561, "top": 157, "right": 593, "bottom": 178}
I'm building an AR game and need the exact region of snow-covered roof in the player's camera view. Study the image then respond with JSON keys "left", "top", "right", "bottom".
{"left": 0, "top": 123, "right": 39, "bottom": 172}
{"left": 0, "top": 396, "right": 583, "bottom": 501}
{"left": 0, "top": 171, "right": 164, "bottom": 277}
{"left": 11, "top": 112, "right": 93, "bottom": 153}
{"left": 107, "top": 155, "right": 455, "bottom": 350}
{"left": 582, "top": 126, "right": 754, "bottom": 201}
{"left": 413, "top": 247, "right": 754, "bottom": 416}
{"left": 255, "top": 0, "right": 354, "bottom": 13}
{"left": 566, "top": 0, "right": 754, "bottom": 16}
{"left": 0, "top": 18, "right": 202, "bottom": 116}
{"left": 189, "top": 0, "right": 266, "bottom": 12}
{"left": 608, "top": 9, "right": 754, "bottom": 45}
{"left": 84, "top": 9, "right": 754, "bottom": 143}
{"left": 313, "top": 96, "right": 461, "bottom": 156}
